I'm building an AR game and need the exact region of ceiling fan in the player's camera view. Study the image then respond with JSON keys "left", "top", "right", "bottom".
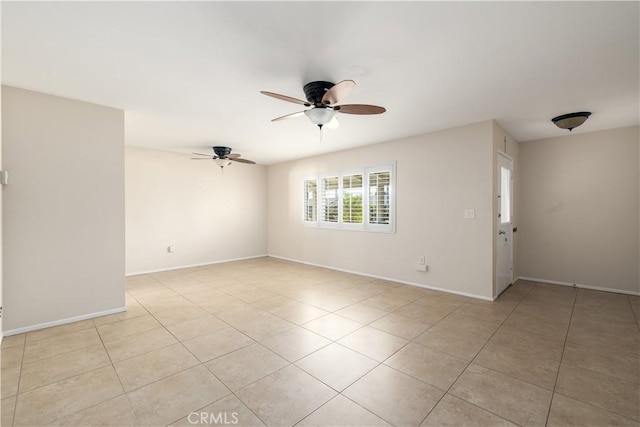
{"left": 191, "top": 146, "right": 256, "bottom": 169}
{"left": 260, "top": 80, "right": 386, "bottom": 131}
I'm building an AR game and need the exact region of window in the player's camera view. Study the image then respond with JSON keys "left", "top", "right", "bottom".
{"left": 303, "top": 163, "right": 395, "bottom": 232}
{"left": 303, "top": 179, "right": 317, "bottom": 222}
{"left": 500, "top": 166, "right": 511, "bottom": 224}
{"left": 342, "top": 174, "right": 363, "bottom": 224}
{"left": 322, "top": 176, "right": 339, "bottom": 222}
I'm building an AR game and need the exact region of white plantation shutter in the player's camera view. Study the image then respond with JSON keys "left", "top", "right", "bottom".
{"left": 303, "top": 179, "right": 317, "bottom": 222}
{"left": 342, "top": 174, "right": 363, "bottom": 224}
{"left": 322, "top": 176, "right": 339, "bottom": 222}
{"left": 368, "top": 171, "right": 391, "bottom": 225}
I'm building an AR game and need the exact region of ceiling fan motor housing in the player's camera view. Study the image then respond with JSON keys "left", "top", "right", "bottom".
{"left": 212, "top": 146, "right": 232, "bottom": 158}
{"left": 303, "top": 81, "right": 334, "bottom": 105}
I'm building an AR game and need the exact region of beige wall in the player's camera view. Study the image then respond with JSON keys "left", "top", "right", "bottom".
{"left": 125, "top": 147, "right": 267, "bottom": 274}
{"left": 519, "top": 126, "right": 639, "bottom": 294}
{"left": 268, "top": 121, "right": 496, "bottom": 299}
{"left": 2, "top": 86, "right": 125, "bottom": 333}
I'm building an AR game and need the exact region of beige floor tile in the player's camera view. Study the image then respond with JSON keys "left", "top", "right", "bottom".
{"left": 271, "top": 302, "right": 329, "bottom": 324}
{"left": 450, "top": 364, "right": 552, "bottom": 426}
{"left": 453, "top": 303, "right": 513, "bottom": 322}
{"left": 501, "top": 311, "right": 569, "bottom": 340}
{"left": 567, "top": 323, "right": 640, "bottom": 356}
{"left": 394, "top": 301, "right": 455, "bottom": 324}
{"left": 152, "top": 305, "right": 209, "bottom": 326}
{"left": 414, "top": 328, "right": 488, "bottom": 361}
{"left": 369, "top": 312, "right": 432, "bottom": 340}
{"left": 215, "top": 305, "right": 272, "bottom": 326}
{"left": 22, "top": 328, "right": 103, "bottom": 364}
{"left": 335, "top": 303, "right": 389, "bottom": 324}
{"left": 2, "top": 396, "right": 16, "bottom": 427}
{"left": 234, "top": 314, "right": 296, "bottom": 341}
{"left": 2, "top": 368, "right": 21, "bottom": 398}
{"left": 182, "top": 327, "right": 254, "bottom": 363}
{"left": 547, "top": 393, "right": 638, "bottom": 427}
{"left": 431, "top": 312, "right": 502, "bottom": 340}
{"left": 251, "top": 295, "right": 296, "bottom": 312}
{"left": 137, "top": 295, "right": 196, "bottom": 314}
{"left": 474, "top": 341, "right": 560, "bottom": 390}
{"left": 361, "top": 294, "right": 411, "bottom": 312}
{"left": 13, "top": 366, "right": 124, "bottom": 426}
{"left": 103, "top": 327, "right": 178, "bottom": 362}
{"left": 1, "top": 334, "right": 26, "bottom": 349}
{"left": 205, "top": 343, "right": 289, "bottom": 391}
{"left": 338, "top": 326, "right": 408, "bottom": 362}
{"left": 235, "top": 364, "right": 336, "bottom": 426}
{"left": 421, "top": 393, "right": 517, "bottom": 427}
{"left": 302, "top": 314, "right": 364, "bottom": 341}
{"left": 165, "top": 314, "right": 228, "bottom": 341}
{"left": 114, "top": 343, "right": 199, "bottom": 391}
{"left": 127, "top": 365, "right": 230, "bottom": 426}
{"left": 97, "top": 315, "right": 161, "bottom": 343}
{"left": 385, "top": 342, "right": 468, "bottom": 390}
{"left": 569, "top": 313, "right": 639, "bottom": 339}
{"left": 295, "top": 343, "right": 378, "bottom": 391}
{"left": 1, "top": 344, "right": 24, "bottom": 371}
{"left": 344, "top": 364, "right": 444, "bottom": 426}
{"left": 298, "top": 394, "right": 390, "bottom": 427}
{"left": 555, "top": 363, "right": 640, "bottom": 420}
{"left": 171, "top": 394, "right": 265, "bottom": 426}
{"left": 489, "top": 327, "right": 565, "bottom": 361}
{"left": 25, "top": 319, "right": 95, "bottom": 343}
{"left": 513, "top": 300, "right": 573, "bottom": 325}
{"left": 562, "top": 340, "right": 639, "bottom": 384}
{"left": 47, "top": 394, "right": 137, "bottom": 426}
{"left": 260, "top": 327, "right": 331, "bottom": 362}
{"left": 19, "top": 344, "right": 111, "bottom": 393}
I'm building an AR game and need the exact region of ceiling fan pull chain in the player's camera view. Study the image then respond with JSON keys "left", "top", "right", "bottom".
{"left": 319, "top": 126, "right": 324, "bottom": 143}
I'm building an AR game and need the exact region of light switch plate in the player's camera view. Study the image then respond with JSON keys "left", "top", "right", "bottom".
{"left": 464, "top": 209, "right": 475, "bottom": 219}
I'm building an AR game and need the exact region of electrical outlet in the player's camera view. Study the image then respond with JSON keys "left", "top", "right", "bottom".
{"left": 415, "top": 263, "right": 428, "bottom": 272}
{"left": 464, "top": 209, "right": 476, "bottom": 219}
{"left": 167, "top": 245, "right": 174, "bottom": 253}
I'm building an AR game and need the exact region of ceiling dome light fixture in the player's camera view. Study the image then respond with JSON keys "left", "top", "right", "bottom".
{"left": 304, "top": 107, "right": 337, "bottom": 129}
{"left": 214, "top": 158, "right": 232, "bottom": 169}
{"left": 551, "top": 112, "right": 591, "bottom": 131}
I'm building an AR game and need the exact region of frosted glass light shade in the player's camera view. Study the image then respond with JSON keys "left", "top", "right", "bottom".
{"left": 305, "top": 108, "right": 337, "bottom": 125}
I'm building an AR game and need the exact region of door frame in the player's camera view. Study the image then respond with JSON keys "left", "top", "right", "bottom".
{"left": 496, "top": 151, "right": 514, "bottom": 297}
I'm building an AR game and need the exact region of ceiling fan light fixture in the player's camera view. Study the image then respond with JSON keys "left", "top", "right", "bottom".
{"left": 304, "top": 107, "right": 337, "bottom": 127}
{"left": 551, "top": 112, "right": 591, "bottom": 131}
{"left": 214, "top": 158, "right": 231, "bottom": 168}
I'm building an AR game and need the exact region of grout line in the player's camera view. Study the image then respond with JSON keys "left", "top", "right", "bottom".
{"left": 544, "top": 286, "right": 578, "bottom": 427}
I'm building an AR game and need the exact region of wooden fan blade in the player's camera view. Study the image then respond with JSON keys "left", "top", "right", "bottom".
{"left": 335, "top": 104, "right": 386, "bottom": 115}
{"left": 230, "top": 157, "right": 256, "bottom": 164}
{"left": 261, "top": 91, "right": 311, "bottom": 107}
{"left": 227, "top": 153, "right": 241, "bottom": 159}
{"left": 272, "top": 111, "right": 306, "bottom": 122}
{"left": 191, "top": 157, "right": 213, "bottom": 160}
{"left": 322, "top": 80, "right": 355, "bottom": 105}
{"left": 192, "top": 152, "right": 213, "bottom": 156}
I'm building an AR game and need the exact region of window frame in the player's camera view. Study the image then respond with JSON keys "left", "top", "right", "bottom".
{"left": 302, "top": 162, "right": 395, "bottom": 233}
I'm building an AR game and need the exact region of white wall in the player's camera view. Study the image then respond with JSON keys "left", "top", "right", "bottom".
{"left": 268, "top": 121, "right": 496, "bottom": 299}
{"left": 519, "top": 126, "right": 639, "bottom": 294}
{"left": 125, "top": 147, "right": 267, "bottom": 274}
{"left": 2, "top": 86, "right": 125, "bottom": 333}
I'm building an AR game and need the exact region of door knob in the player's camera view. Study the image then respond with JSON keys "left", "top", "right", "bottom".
{"left": 498, "top": 230, "right": 506, "bottom": 235}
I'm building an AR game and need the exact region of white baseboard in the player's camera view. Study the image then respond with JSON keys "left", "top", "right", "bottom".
{"left": 517, "top": 276, "right": 640, "bottom": 297}
{"left": 3, "top": 306, "right": 126, "bottom": 337}
{"left": 126, "top": 254, "right": 268, "bottom": 277}
{"left": 268, "top": 254, "right": 494, "bottom": 301}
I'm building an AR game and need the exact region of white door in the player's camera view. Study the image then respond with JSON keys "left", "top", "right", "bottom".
{"left": 496, "top": 152, "right": 513, "bottom": 296}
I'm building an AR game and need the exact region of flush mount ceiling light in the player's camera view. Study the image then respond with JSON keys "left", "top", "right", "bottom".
{"left": 551, "top": 112, "right": 591, "bottom": 131}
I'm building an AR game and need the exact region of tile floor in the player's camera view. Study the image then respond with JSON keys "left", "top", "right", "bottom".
{"left": 2, "top": 257, "right": 639, "bottom": 426}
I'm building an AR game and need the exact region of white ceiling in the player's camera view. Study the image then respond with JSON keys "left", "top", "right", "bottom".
{"left": 2, "top": 2, "right": 638, "bottom": 164}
